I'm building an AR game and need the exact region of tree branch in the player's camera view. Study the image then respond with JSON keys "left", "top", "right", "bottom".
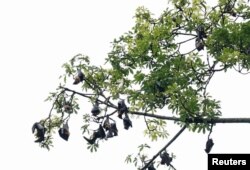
{"left": 176, "top": 37, "right": 196, "bottom": 45}
{"left": 59, "top": 86, "right": 116, "bottom": 108}
{"left": 60, "top": 87, "right": 250, "bottom": 124}
{"left": 130, "top": 111, "right": 250, "bottom": 124}
{"left": 141, "top": 125, "right": 187, "bottom": 170}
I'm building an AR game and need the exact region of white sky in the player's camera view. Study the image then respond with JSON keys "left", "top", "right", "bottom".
{"left": 0, "top": 0, "right": 250, "bottom": 170}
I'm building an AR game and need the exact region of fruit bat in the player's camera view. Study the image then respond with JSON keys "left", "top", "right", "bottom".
{"left": 32, "top": 122, "right": 46, "bottom": 143}
{"left": 106, "top": 130, "right": 114, "bottom": 138}
{"left": 58, "top": 122, "right": 70, "bottom": 141}
{"left": 73, "top": 70, "right": 85, "bottom": 85}
{"left": 103, "top": 117, "right": 111, "bottom": 131}
{"left": 123, "top": 114, "right": 132, "bottom": 130}
{"left": 106, "top": 123, "right": 118, "bottom": 138}
{"left": 117, "top": 99, "right": 128, "bottom": 119}
{"left": 98, "top": 124, "right": 106, "bottom": 139}
{"left": 196, "top": 25, "right": 207, "bottom": 39}
{"left": 148, "top": 163, "right": 156, "bottom": 170}
{"left": 84, "top": 133, "right": 98, "bottom": 144}
{"left": 91, "top": 104, "right": 101, "bottom": 116}
{"left": 195, "top": 38, "right": 204, "bottom": 51}
{"left": 160, "top": 151, "right": 172, "bottom": 166}
{"left": 84, "top": 125, "right": 106, "bottom": 144}
{"left": 110, "top": 123, "right": 118, "bottom": 136}
{"left": 63, "top": 103, "right": 73, "bottom": 113}
{"left": 205, "top": 138, "right": 214, "bottom": 153}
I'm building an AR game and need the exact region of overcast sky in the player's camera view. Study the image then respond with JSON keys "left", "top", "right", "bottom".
{"left": 0, "top": 0, "right": 250, "bottom": 170}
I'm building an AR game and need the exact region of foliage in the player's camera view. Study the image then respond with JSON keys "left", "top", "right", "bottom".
{"left": 32, "top": 0, "right": 250, "bottom": 169}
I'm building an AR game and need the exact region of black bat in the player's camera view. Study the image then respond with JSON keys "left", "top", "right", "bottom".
{"left": 103, "top": 117, "right": 111, "bottom": 131}
{"left": 195, "top": 38, "right": 204, "bottom": 51}
{"left": 160, "top": 151, "right": 172, "bottom": 166}
{"left": 110, "top": 123, "right": 118, "bottom": 136}
{"left": 91, "top": 104, "right": 101, "bottom": 116}
{"left": 84, "top": 125, "right": 106, "bottom": 144}
{"left": 106, "top": 130, "right": 114, "bottom": 138}
{"left": 205, "top": 138, "right": 214, "bottom": 153}
{"left": 117, "top": 99, "right": 128, "bottom": 119}
{"left": 123, "top": 114, "right": 132, "bottom": 130}
{"left": 63, "top": 103, "right": 73, "bottom": 113}
{"left": 58, "top": 123, "right": 70, "bottom": 141}
{"left": 84, "top": 132, "right": 98, "bottom": 144}
{"left": 147, "top": 163, "right": 156, "bottom": 170}
{"left": 106, "top": 123, "right": 118, "bottom": 138}
{"left": 73, "top": 70, "right": 85, "bottom": 85}
{"left": 32, "top": 122, "right": 46, "bottom": 143}
{"left": 196, "top": 25, "right": 207, "bottom": 39}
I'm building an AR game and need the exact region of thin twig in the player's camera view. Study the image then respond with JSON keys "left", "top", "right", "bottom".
{"left": 177, "top": 37, "right": 196, "bottom": 45}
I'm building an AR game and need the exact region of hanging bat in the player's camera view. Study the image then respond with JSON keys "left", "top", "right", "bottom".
{"left": 97, "top": 124, "right": 106, "bottom": 139}
{"left": 196, "top": 25, "right": 207, "bottom": 39}
{"left": 118, "top": 99, "right": 128, "bottom": 119}
{"left": 103, "top": 116, "right": 111, "bottom": 131}
{"left": 123, "top": 114, "right": 132, "bottom": 130}
{"left": 91, "top": 104, "right": 101, "bottom": 116}
{"left": 58, "top": 122, "right": 70, "bottom": 141}
{"left": 84, "top": 132, "right": 98, "bottom": 144}
{"left": 32, "top": 122, "right": 46, "bottom": 143}
{"left": 106, "top": 130, "right": 114, "bottom": 138}
{"left": 84, "top": 125, "right": 106, "bottom": 144}
{"left": 63, "top": 103, "right": 73, "bottom": 113}
{"left": 147, "top": 162, "right": 156, "bottom": 170}
{"left": 110, "top": 123, "right": 118, "bottom": 136}
{"left": 106, "top": 123, "right": 118, "bottom": 138}
{"left": 73, "top": 70, "right": 85, "bottom": 85}
{"left": 160, "top": 151, "right": 172, "bottom": 166}
{"left": 195, "top": 38, "right": 204, "bottom": 51}
{"left": 205, "top": 138, "right": 214, "bottom": 153}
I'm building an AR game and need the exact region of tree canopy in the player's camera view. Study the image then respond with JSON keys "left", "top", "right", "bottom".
{"left": 32, "top": 0, "right": 250, "bottom": 169}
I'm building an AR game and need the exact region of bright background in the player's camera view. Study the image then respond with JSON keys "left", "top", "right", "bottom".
{"left": 0, "top": 0, "right": 250, "bottom": 169}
